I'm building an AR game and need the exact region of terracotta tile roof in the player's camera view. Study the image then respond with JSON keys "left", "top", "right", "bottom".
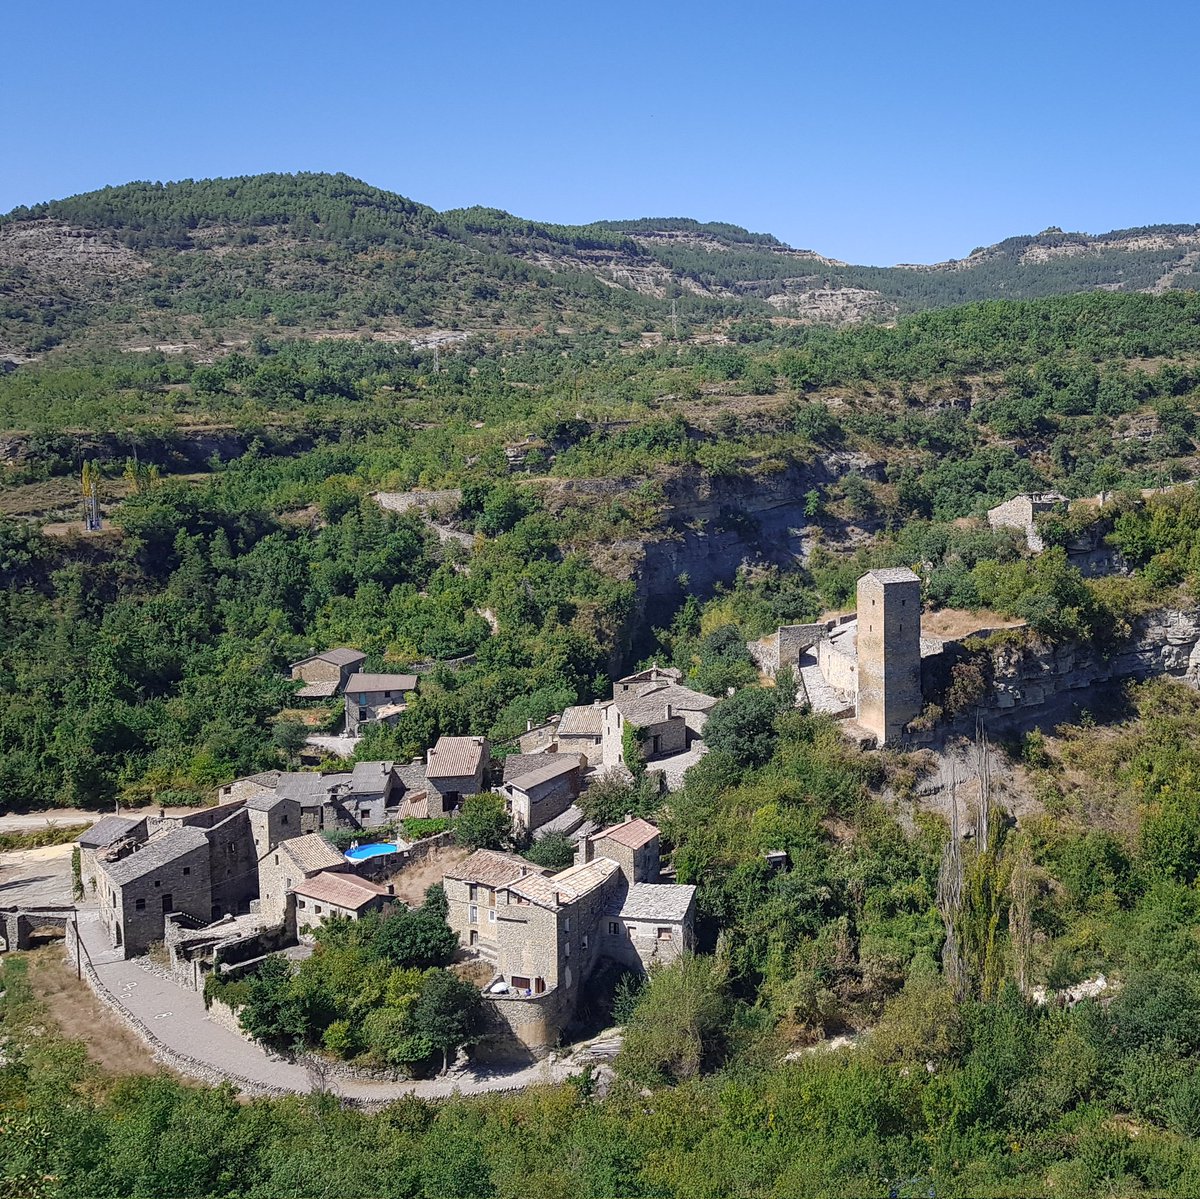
{"left": 291, "top": 870, "right": 388, "bottom": 910}
{"left": 504, "top": 857, "right": 620, "bottom": 909}
{"left": 595, "top": 817, "right": 660, "bottom": 850}
{"left": 296, "top": 680, "right": 340, "bottom": 698}
{"left": 427, "top": 736, "right": 487, "bottom": 780}
{"left": 446, "top": 848, "right": 539, "bottom": 888}
{"left": 276, "top": 834, "right": 347, "bottom": 874}
{"left": 396, "top": 792, "right": 429, "bottom": 820}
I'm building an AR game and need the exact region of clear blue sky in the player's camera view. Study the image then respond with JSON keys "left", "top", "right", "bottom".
{"left": 6, "top": 0, "right": 1198, "bottom": 265}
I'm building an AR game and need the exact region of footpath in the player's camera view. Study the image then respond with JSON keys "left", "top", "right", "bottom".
{"left": 72, "top": 912, "right": 592, "bottom": 1103}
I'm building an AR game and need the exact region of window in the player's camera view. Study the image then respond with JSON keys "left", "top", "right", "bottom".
{"left": 657, "top": 927, "right": 674, "bottom": 941}
{"left": 469, "top": 930, "right": 478, "bottom": 946}
{"left": 161, "top": 894, "right": 173, "bottom": 912}
{"left": 608, "top": 921, "right": 620, "bottom": 935}
{"left": 274, "top": 854, "right": 279, "bottom": 865}
{"left": 563, "top": 940, "right": 570, "bottom": 958}
{"left": 626, "top": 924, "right": 638, "bottom": 936}
{"left": 512, "top": 975, "right": 531, "bottom": 991}
{"left": 135, "top": 898, "right": 146, "bottom": 911}
{"left": 298, "top": 899, "right": 307, "bottom": 909}
{"left": 582, "top": 934, "right": 589, "bottom": 951}
{"left": 487, "top": 909, "right": 497, "bottom": 924}
{"left": 154, "top": 879, "right": 161, "bottom": 888}
{"left": 314, "top": 905, "right": 323, "bottom": 915}
{"left": 183, "top": 866, "right": 191, "bottom": 876}
{"left": 281, "top": 814, "right": 289, "bottom": 825}
{"left": 469, "top": 884, "right": 478, "bottom": 901}
{"left": 564, "top": 915, "right": 571, "bottom": 933}
{"left": 358, "top": 708, "right": 368, "bottom": 721}
{"left": 469, "top": 905, "right": 479, "bottom": 924}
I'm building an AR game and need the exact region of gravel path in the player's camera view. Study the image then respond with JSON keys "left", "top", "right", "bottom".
{"left": 75, "top": 914, "right": 586, "bottom": 1100}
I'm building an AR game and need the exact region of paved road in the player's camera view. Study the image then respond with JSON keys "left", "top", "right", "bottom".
{"left": 75, "top": 913, "right": 580, "bottom": 1100}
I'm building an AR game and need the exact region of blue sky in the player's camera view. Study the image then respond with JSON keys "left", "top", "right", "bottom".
{"left": 6, "top": 0, "right": 1198, "bottom": 264}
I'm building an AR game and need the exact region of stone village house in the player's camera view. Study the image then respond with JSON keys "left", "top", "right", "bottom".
{"left": 289, "top": 647, "right": 367, "bottom": 699}
{"left": 442, "top": 816, "right": 695, "bottom": 1057}
{"left": 425, "top": 736, "right": 489, "bottom": 816}
{"left": 344, "top": 672, "right": 419, "bottom": 735}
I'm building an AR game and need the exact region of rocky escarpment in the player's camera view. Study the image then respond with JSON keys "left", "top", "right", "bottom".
{"left": 618, "top": 454, "right": 882, "bottom": 640}
{"left": 939, "top": 608, "right": 1200, "bottom": 734}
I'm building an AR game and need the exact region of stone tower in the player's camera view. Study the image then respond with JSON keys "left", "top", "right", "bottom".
{"left": 855, "top": 568, "right": 922, "bottom": 745}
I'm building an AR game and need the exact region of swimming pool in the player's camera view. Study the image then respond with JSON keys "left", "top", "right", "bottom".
{"left": 343, "top": 843, "right": 396, "bottom": 861}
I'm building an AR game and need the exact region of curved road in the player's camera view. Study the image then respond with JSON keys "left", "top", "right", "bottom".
{"left": 75, "top": 913, "right": 592, "bottom": 1100}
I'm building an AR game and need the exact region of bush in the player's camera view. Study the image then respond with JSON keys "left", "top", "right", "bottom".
{"left": 523, "top": 831, "right": 576, "bottom": 872}
{"left": 454, "top": 793, "right": 510, "bottom": 850}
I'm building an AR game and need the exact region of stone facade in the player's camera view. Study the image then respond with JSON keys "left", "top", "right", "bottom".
{"left": 97, "top": 828, "right": 213, "bottom": 956}
{"left": 986, "top": 493, "right": 1067, "bottom": 553}
{"left": 855, "top": 568, "right": 923, "bottom": 745}
{"left": 425, "top": 736, "right": 488, "bottom": 816}
{"left": 289, "top": 648, "right": 366, "bottom": 699}
{"left": 344, "top": 673, "right": 418, "bottom": 735}
{"left": 499, "top": 756, "right": 583, "bottom": 834}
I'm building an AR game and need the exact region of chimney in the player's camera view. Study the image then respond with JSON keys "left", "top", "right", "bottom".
{"left": 624, "top": 812, "right": 632, "bottom": 823}
{"left": 665, "top": 703, "right": 672, "bottom": 720}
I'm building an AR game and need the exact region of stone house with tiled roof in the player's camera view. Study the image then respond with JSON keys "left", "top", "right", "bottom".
{"left": 77, "top": 815, "right": 148, "bottom": 896}
{"left": 498, "top": 754, "right": 585, "bottom": 834}
{"left": 293, "top": 872, "right": 391, "bottom": 940}
{"left": 257, "top": 833, "right": 350, "bottom": 924}
{"left": 444, "top": 819, "right": 696, "bottom": 1059}
{"left": 601, "top": 676, "right": 718, "bottom": 768}
{"left": 344, "top": 672, "right": 419, "bottom": 735}
{"left": 425, "top": 736, "right": 489, "bottom": 816}
{"left": 290, "top": 648, "right": 367, "bottom": 699}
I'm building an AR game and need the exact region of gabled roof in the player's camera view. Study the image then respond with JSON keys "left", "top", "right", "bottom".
{"left": 100, "top": 827, "right": 210, "bottom": 886}
{"left": 613, "top": 682, "right": 718, "bottom": 724}
{"left": 345, "top": 673, "right": 418, "bottom": 693}
{"left": 427, "top": 736, "right": 487, "bottom": 780}
{"left": 613, "top": 882, "right": 696, "bottom": 923}
{"left": 292, "top": 647, "right": 366, "bottom": 670}
{"left": 446, "top": 848, "right": 538, "bottom": 888}
{"left": 349, "top": 761, "right": 398, "bottom": 793}
{"left": 274, "top": 772, "right": 351, "bottom": 805}
{"left": 594, "top": 817, "right": 660, "bottom": 850}
{"left": 273, "top": 834, "right": 348, "bottom": 875}
{"left": 396, "top": 792, "right": 429, "bottom": 821}
{"left": 78, "top": 815, "right": 145, "bottom": 850}
{"left": 505, "top": 755, "right": 583, "bottom": 794}
{"left": 616, "top": 665, "right": 683, "bottom": 686}
{"left": 502, "top": 857, "right": 620, "bottom": 909}
{"left": 557, "top": 704, "right": 604, "bottom": 737}
{"left": 292, "top": 870, "right": 389, "bottom": 910}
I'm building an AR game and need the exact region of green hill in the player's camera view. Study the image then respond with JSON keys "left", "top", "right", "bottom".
{"left": 2, "top": 171, "right": 1199, "bottom": 359}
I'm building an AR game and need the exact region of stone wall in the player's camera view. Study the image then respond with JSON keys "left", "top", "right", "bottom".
{"left": 476, "top": 985, "right": 575, "bottom": 1062}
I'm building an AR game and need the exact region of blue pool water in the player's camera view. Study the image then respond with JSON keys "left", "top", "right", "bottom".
{"left": 343, "top": 843, "right": 395, "bottom": 861}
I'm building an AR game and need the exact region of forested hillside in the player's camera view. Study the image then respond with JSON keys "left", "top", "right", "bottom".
{"left": 10, "top": 175, "right": 1200, "bottom": 1197}
{"left": 2, "top": 172, "right": 1198, "bottom": 358}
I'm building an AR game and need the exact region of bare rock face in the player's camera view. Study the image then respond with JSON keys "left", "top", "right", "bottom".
{"left": 968, "top": 608, "right": 1200, "bottom": 729}
{"left": 765, "top": 287, "right": 895, "bottom": 324}
{"left": 0, "top": 220, "right": 149, "bottom": 287}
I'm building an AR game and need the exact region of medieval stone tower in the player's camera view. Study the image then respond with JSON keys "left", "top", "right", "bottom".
{"left": 855, "top": 567, "right": 922, "bottom": 745}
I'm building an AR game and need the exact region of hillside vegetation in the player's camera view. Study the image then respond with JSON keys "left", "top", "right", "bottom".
{"left": 2, "top": 172, "right": 1199, "bottom": 358}
{"left": 10, "top": 175, "right": 1200, "bottom": 1196}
